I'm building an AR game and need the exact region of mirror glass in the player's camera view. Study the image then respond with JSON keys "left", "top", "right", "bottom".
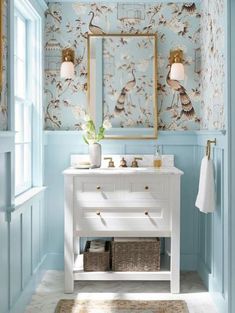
{"left": 88, "top": 34, "right": 158, "bottom": 139}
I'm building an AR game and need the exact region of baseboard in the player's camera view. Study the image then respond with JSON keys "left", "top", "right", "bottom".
{"left": 43, "top": 253, "right": 64, "bottom": 270}
{"left": 198, "top": 257, "right": 228, "bottom": 313}
{"left": 197, "top": 256, "right": 211, "bottom": 288}
{"left": 9, "top": 254, "right": 47, "bottom": 313}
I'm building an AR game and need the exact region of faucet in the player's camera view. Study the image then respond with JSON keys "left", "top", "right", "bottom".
{"left": 119, "top": 157, "right": 127, "bottom": 167}
{"left": 104, "top": 157, "right": 115, "bottom": 168}
{"left": 131, "top": 157, "right": 143, "bottom": 168}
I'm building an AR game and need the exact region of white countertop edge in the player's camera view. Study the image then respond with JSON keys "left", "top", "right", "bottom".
{"left": 63, "top": 167, "right": 184, "bottom": 176}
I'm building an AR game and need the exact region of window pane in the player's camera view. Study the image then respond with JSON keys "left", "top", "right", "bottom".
{"left": 24, "top": 104, "right": 32, "bottom": 142}
{"left": 15, "top": 100, "right": 24, "bottom": 143}
{"left": 16, "top": 15, "right": 26, "bottom": 61}
{"left": 15, "top": 58, "right": 26, "bottom": 98}
{"left": 15, "top": 144, "right": 24, "bottom": 190}
{"left": 14, "top": 8, "right": 34, "bottom": 196}
{"left": 24, "top": 143, "right": 31, "bottom": 185}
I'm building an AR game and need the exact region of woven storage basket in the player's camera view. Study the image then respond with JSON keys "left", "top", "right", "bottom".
{"left": 112, "top": 238, "right": 160, "bottom": 271}
{"left": 84, "top": 241, "right": 111, "bottom": 272}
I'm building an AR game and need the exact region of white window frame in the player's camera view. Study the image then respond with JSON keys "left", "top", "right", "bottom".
{"left": 14, "top": 10, "right": 32, "bottom": 195}
{"left": 14, "top": 0, "right": 44, "bottom": 197}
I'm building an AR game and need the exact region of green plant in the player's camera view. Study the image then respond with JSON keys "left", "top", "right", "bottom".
{"left": 82, "top": 115, "right": 112, "bottom": 144}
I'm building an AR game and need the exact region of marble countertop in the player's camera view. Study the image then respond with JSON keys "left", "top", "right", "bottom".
{"left": 63, "top": 166, "right": 184, "bottom": 176}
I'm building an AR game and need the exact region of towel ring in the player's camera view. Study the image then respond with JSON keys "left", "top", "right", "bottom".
{"left": 206, "top": 139, "right": 216, "bottom": 160}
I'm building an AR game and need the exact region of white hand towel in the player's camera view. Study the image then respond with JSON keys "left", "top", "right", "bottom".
{"left": 195, "top": 156, "right": 215, "bottom": 213}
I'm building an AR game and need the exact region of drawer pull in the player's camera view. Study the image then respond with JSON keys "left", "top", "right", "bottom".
{"left": 144, "top": 210, "right": 149, "bottom": 215}
{"left": 145, "top": 186, "right": 149, "bottom": 190}
{"left": 96, "top": 211, "right": 101, "bottom": 216}
{"left": 96, "top": 186, "right": 101, "bottom": 190}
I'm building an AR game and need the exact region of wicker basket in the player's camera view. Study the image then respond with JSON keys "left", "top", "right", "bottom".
{"left": 111, "top": 238, "right": 160, "bottom": 271}
{"left": 84, "top": 241, "right": 111, "bottom": 272}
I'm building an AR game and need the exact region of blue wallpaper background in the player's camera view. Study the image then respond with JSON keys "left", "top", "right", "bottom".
{"left": 44, "top": 2, "right": 202, "bottom": 131}
{"left": 0, "top": 0, "right": 8, "bottom": 131}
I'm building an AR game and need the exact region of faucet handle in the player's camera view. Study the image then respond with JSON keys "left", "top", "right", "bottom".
{"left": 119, "top": 157, "right": 127, "bottom": 167}
{"left": 131, "top": 157, "right": 143, "bottom": 168}
{"left": 104, "top": 157, "right": 115, "bottom": 168}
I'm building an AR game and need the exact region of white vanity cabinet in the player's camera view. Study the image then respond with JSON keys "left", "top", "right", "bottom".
{"left": 63, "top": 167, "right": 183, "bottom": 294}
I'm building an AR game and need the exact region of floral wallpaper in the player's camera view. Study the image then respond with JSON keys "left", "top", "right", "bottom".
{"left": 44, "top": 2, "right": 202, "bottom": 131}
{"left": 200, "top": 0, "right": 225, "bottom": 130}
{"left": 102, "top": 35, "right": 155, "bottom": 129}
{"left": 0, "top": 0, "right": 8, "bottom": 131}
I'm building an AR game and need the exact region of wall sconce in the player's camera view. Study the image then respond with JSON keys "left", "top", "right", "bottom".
{"left": 169, "top": 49, "right": 184, "bottom": 81}
{"left": 60, "top": 48, "right": 75, "bottom": 79}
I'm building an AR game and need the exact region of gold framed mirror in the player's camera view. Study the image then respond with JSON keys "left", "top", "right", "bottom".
{"left": 87, "top": 33, "right": 158, "bottom": 139}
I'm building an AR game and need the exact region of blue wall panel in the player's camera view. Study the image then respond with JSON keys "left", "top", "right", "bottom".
{"left": 22, "top": 207, "right": 32, "bottom": 289}
{"left": 163, "top": 144, "right": 199, "bottom": 269}
{"left": 44, "top": 130, "right": 228, "bottom": 313}
{"left": 10, "top": 211, "right": 22, "bottom": 307}
{"left": 44, "top": 131, "right": 201, "bottom": 270}
{"left": 0, "top": 213, "right": 9, "bottom": 313}
{"left": 32, "top": 202, "right": 40, "bottom": 273}
{"left": 197, "top": 133, "right": 227, "bottom": 313}
{"left": 0, "top": 150, "right": 11, "bottom": 313}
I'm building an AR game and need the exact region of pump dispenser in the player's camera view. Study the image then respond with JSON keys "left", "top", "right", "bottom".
{"left": 154, "top": 145, "right": 162, "bottom": 168}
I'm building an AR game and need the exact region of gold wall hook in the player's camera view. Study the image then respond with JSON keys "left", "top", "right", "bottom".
{"left": 206, "top": 138, "right": 216, "bottom": 160}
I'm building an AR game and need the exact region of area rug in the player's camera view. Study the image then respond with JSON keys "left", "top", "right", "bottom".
{"left": 55, "top": 299, "right": 189, "bottom": 313}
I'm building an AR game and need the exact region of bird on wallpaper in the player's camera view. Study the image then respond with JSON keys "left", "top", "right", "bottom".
{"left": 88, "top": 11, "right": 105, "bottom": 34}
{"left": 115, "top": 69, "right": 136, "bottom": 113}
{"left": 182, "top": 3, "right": 197, "bottom": 14}
{"left": 166, "top": 69, "right": 195, "bottom": 118}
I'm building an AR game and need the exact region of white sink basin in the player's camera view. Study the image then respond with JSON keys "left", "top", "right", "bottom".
{"left": 92, "top": 167, "right": 159, "bottom": 174}
{"left": 99, "top": 167, "right": 149, "bottom": 171}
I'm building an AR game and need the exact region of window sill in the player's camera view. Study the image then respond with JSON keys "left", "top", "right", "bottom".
{"left": 14, "top": 186, "right": 46, "bottom": 210}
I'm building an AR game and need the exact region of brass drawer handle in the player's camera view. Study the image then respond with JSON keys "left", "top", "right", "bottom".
{"left": 96, "top": 186, "right": 101, "bottom": 190}
{"left": 96, "top": 211, "right": 101, "bottom": 216}
{"left": 144, "top": 210, "right": 149, "bottom": 216}
{"left": 145, "top": 186, "right": 149, "bottom": 190}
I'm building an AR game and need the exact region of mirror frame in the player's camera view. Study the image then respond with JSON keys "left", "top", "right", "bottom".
{"left": 87, "top": 33, "right": 158, "bottom": 140}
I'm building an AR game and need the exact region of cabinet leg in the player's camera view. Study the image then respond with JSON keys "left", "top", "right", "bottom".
{"left": 64, "top": 270, "right": 74, "bottom": 293}
{"left": 64, "top": 234, "right": 74, "bottom": 293}
{"left": 171, "top": 276, "right": 180, "bottom": 294}
{"left": 64, "top": 176, "right": 75, "bottom": 293}
{"left": 170, "top": 236, "right": 180, "bottom": 293}
{"left": 170, "top": 176, "right": 180, "bottom": 294}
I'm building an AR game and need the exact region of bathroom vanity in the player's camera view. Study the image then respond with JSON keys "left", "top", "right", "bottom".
{"left": 63, "top": 157, "right": 183, "bottom": 294}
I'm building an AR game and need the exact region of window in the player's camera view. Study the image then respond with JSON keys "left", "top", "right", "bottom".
{"left": 14, "top": 11, "right": 32, "bottom": 195}
{"left": 14, "top": 1, "right": 43, "bottom": 196}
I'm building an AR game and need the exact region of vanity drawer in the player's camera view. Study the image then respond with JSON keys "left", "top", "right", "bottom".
{"left": 124, "top": 176, "right": 168, "bottom": 201}
{"left": 76, "top": 204, "right": 171, "bottom": 233}
{"left": 74, "top": 176, "right": 121, "bottom": 202}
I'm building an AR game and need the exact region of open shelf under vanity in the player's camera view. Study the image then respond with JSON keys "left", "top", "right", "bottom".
{"left": 73, "top": 253, "right": 171, "bottom": 281}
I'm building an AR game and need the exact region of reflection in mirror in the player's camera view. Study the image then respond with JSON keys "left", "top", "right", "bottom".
{"left": 88, "top": 34, "right": 158, "bottom": 139}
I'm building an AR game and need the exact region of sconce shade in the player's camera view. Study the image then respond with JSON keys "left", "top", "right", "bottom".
{"left": 170, "top": 62, "right": 185, "bottom": 81}
{"left": 60, "top": 61, "right": 75, "bottom": 79}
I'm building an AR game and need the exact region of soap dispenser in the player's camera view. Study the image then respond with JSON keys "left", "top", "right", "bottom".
{"left": 153, "top": 145, "right": 162, "bottom": 168}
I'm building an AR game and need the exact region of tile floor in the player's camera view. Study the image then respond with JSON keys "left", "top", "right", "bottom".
{"left": 25, "top": 271, "right": 218, "bottom": 313}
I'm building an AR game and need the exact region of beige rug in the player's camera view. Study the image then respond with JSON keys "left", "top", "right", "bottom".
{"left": 55, "top": 299, "right": 189, "bottom": 313}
